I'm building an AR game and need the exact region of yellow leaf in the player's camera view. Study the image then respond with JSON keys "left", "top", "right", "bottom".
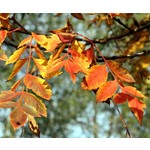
{"left": 10, "top": 106, "right": 27, "bottom": 130}
{"left": 7, "top": 58, "right": 27, "bottom": 81}
{"left": 22, "top": 92, "right": 47, "bottom": 117}
{"left": 5, "top": 45, "right": 27, "bottom": 65}
{"left": 71, "top": 40, "right": 85, "bottom": 53}
{"left": 18, "top": 36, "right": 32, "bottom": 48}
{"left": 0, "top": 50, "right": 8, "bottom": 61}
{"left": 33, "top": 58, "right": 47, "bottom": 78}
{"left": 34, "top": 45, "right": 47, "bottom": 60}
{"left": 24, "top": 74, "right": 52, "bottom": 100}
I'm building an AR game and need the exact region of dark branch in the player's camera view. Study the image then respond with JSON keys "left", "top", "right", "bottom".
{"left": 97, "top": 50, "right": 150, "bottom": 62}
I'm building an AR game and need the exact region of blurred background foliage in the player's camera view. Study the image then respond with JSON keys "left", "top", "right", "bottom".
{"left": 0, "top": 13, "right": 150, "bottom": 137}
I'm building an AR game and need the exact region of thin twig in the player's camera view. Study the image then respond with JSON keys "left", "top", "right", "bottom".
{"left": 113, "top": 101, "right": 132, "bottom": 138}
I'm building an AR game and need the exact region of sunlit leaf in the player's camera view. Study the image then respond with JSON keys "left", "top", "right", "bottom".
{"left": 123, "top": 86, "right": 146, "bottom": 99}
{"left": 24, "top": 74, "right": 52, "bottom": 100}
{"left": 33, "top": 58, "right": 47, "bottom": 78}
{"left": 0, "top": 30, "right": 7, "bottom": 44}
{"left": 0, "top": 101, "right": 16, "bottom": 108}
{"left": 10, "top": 106, "right": 27, "bottom": 129}
{"left": 5, "top": 45, "right": 27, "bottom": 65}
{"left": 22, "top": 92, "right": 47, "bottom": 117}
{"left": 7, "top": 58, "right": 27, "bottom": 81}
{"left": 18, "top": 36, "right": 32, "bottom": 48}
{"left": 107, "top": 60, "right": 135, "bottom": 83}
{"left": 82, "top": 65, "right": 108, "bottom": 90}
{"left": 96, "top": 80, "right": 118, "bottom": 102}
{"left": 0, "top": 90, "right": 21, "bottom": 103}
{"left": 11, "top": 78, "right": 23, "bottom": 91}
{"left": 128, "top": 97, "right": 146, "bottom": 125}
{"left": 34, "top": 45, "right": 47, "bottom": 60}
{"left": 71, "top": 40, "right": 85, "bottom": 53}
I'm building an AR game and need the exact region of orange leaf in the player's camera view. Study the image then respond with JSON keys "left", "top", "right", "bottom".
{"left": 0, "top": 101, "right": 16, "bottom": 108}
{"left": 10, "top": 107, "right": 27, "bottom": 129}
{"left": 107, "top": 60, "right": 135, "bottom": 83}
{"left": 96, "top": 80, "right": 118, "bottom": 102}
{"left": 0, "top": 50, "right": 8, "bottom": 61}
{"left": 0, "top": 30, "right": 7, "bottom": 44}
{"left": 113, "top": 93, "right": 132, "bottom": 104}
{"left": 24, "top": 74, "right": 52, "bottom": 100}
{"left": 11, "top": 78, "right": 23, "bottom": 91}
{"left": 22, "top": 92, "right": 47, "bottom": 117}
{"left": 5, "top": 45, "right": 27, "bottom": 65}
{"left": 34, "top": 45, "right": 47, "bottom": 60}
{"left": 0, "top": 90, "right": 21, "bottom": 103}
{"left": 123, "top": 86, "right": 146, "bottom": 99}
{"left": 57, "top": 32, "right": 76, "bottom": 43}
{"left": 128, "top": 97, "right": 146, "bottom": 125}
{"left": 83, "top": 65, "right": 108, "bottom": 90}
{"left": 64, "top": 58, "right": 81, "bottom": 84}
{"left": 7, "top": 58, "right": 27, "bottom": 81}
{"left": 33, "top": 58, "right": 47, "bottom": 78}
{"left": 18, "top": 36, "right": 32, "bottom": 48}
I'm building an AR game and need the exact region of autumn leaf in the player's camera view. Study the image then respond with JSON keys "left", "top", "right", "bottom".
{"left": 107, "top": 60, "right": 135, "bottom": 83}
{"left": 122, "top": 86, "right": 146, "bottom": 99}
{"left": 28, "top": 115, "right": 40, "bottom": 137}
{"left": 11, "top": 78, "right": 23, "bottom": 91}
{"left": 22, "top": 92, "right": 47, "bottom": 117}
{"left": 0, "top": 101, "right": 16, "bottom": 108}
{"left": 7, "top": 58, "right": 27, "bottom": 81}
{"left": 10, "top": 106, "right": 27, "bottom": 129}
{"left": 96, "top": 80, "right": 118, "bottom": 102}
{"left": 34, "top": 45, "right": 47, "bottom": 60}
{"left": 0, "top": 90, "right": 22, "bottom": 103}
{"left": 57, "top": 32, "right": 76, "bottom": 43}
{"left": 128, "top": 97, "right": 146, "bottom": 125}
{"left": 0, "top": 50, "right": 8, "bottom": 61}
{"left": 0, "top": 30, "right": 7, "bottom": 44}
{"left": 71, "top": 13, "right": 85, "bottom": 20}
{"left": 82, "top": 65, "right": 108, "bottom": 90}
{"left": 71, "top": 40, "right": 85, "bottom": 53}
{"left": 5, "top": 45, "right": 27, "bottom": 65}
{"left": 18, "top": 36, "right": 32, "bottom": 48}
{"left": 33, "top": 58, "right": 47, "bottom": 78}
{"left": 24, "top": 74, "right": 52, "bottom": 100}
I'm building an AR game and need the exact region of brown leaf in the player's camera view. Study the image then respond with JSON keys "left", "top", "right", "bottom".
{"left": 71, "top": 13, "right": 85, "bottom": 20}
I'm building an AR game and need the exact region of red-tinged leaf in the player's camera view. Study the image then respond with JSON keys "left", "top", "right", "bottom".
{"left": 123, "top": 86, "right": 147, "bottom": 99}
{"left": 0, "top": 50, "right": 8, "bottom": 61}
{"left": 128, "top": 97, "right": 146, "bottom": 125}
{"left": 10, "top": 107, "right": 27, "bottom": 129}
{"left": 18, "top": 36, "right": 32, "bottom": 48}
{"left": 96, "top": 80, "right": 118, "bottom": 102}
{"left": 11, "top": 78, "right": 23, "bottom": 91}
{"left": 0, "top": 90, "right": 21, "bottom": 103}
{"left": 0, "top": 101, "right": 16, "bottom": 108}
{"left": 32, "top": 32, "right": 48, "bottom": 45}
{"left": 107, "top": 60, "right": 135, "bottom": 83}
{"left": 5, "top": 45, "right": 27, "bottom": 65}
{"left": 83, "top": 65, "right": 108, "bottom": 90}
{"left": 64, "top": 58, "right": 81, "bottom": 84}
{"left": 71, "top": 13, "right": 85, "bottom": 20}
{"left": 34, "top": 45, "right": 47, "bottom": 60}
{"left": 33, "top": 58, "right": 47, "bottom": 78}
{"left": 28, "top": 115, "right": 40, "bottom": 137}
{"left": 57, "top": 32, "right": 76, "bottom": 43}
{"left": 7, "top": 58, "right": 27, "bottom": 81}
{"left": 113, "top": 93, "right": 132, "bottom": 104}
{"left": 0, "top": 30, "right": 7, "bottom": 44}
{"left": 82, "top": 47, "right": 94, "bottom": 64}
{"left": 45, "top": 34, "right": 62, "bottom": 52}
{"left": 21, "top": 104, "right": 41, "bottom": 117}
{"left": 22, "top": 92, "right": 47, "bottom": 117}
{"left": 24, "top": 74, "right": 52, "bottom": 100}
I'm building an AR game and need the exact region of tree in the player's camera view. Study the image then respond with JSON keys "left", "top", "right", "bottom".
{"left": 0, "top": 13, "right": 149, "bottom": 138}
